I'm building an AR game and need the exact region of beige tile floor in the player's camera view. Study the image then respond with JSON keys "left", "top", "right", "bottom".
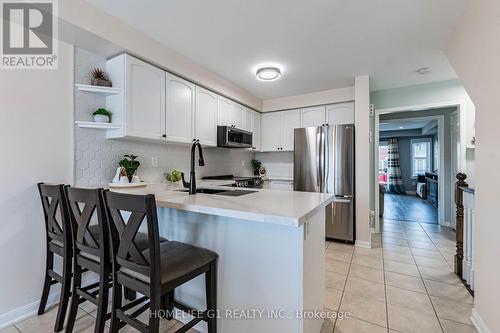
{"left": 323, "top": 218, "right": 478, "bottom": 333}
{"left": 2, "top": 218, "right": 477, "bottom": 333}
{"left": 1, "top": 298, "right": 195, "bottom": 333}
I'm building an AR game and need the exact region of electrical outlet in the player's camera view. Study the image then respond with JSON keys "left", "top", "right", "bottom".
{"left": 151, "top": 157, "right": 159, "bottom": 168}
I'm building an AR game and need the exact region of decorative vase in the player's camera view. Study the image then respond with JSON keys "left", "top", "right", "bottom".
{"left": 94, "top": 114, "right": 110, "bottom": 123}
{"left": 131, "top": 174, "right": 140, "bottom": 183}
{"left": 91, "top": 78, "right": 112, "bottom": 87}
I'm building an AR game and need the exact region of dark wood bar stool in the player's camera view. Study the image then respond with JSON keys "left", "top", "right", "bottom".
{"left": 103, "top": 191, "right": 218, "bottom": 333}
{"left": 64, "top": 187, "right": 112, "bottom": 333}
{"left": 37, "top": 183, "right": 73, "bottom": 332}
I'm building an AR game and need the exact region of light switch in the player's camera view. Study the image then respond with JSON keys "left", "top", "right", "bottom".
{"left": 152, "top": 157, "right": 159, "bottom": 168}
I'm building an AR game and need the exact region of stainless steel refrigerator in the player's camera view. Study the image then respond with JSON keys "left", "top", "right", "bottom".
{"left": 294, "top": 125, "right": 355, "bottom": 241}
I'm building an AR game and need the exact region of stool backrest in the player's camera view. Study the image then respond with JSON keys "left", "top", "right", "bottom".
{"left": 103, "top": 190, "right": 161, "bottom": 283}
{"left": 37, "top": 183, "right": 72, "bottom": 246}
{"left": 65, "top": 187, "right": 108, "bottom": 261}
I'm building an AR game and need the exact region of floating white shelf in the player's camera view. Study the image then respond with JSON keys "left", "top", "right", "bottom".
{"left": 75, "top": 84, "right": 121, "bottom": 95}
{"left": 75, "top": 121, "right": 121, "bottom": 129}
{"left": 466, "top": 144, "right": 476, "bottom": 149}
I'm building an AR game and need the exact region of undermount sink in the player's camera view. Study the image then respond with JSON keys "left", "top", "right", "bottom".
{"left": 178, "top": 188, "right": 256, "bottom": 196}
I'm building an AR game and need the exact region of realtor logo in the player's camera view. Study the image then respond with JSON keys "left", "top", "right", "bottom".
{"left": 1, "top": 0, "right": 58, "bottom": 69}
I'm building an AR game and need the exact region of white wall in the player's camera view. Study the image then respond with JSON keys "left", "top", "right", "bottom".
{"left": 446, "top": 0, "right": 500, "bottom": 331}
{"left": 371, "top": 80, "right": 476, "bottom": 186}
{"left": 354, "top": 76, "right": 371, "bottom": 246}
{"left": 58, "top": 0, "right": 262, "bottom": 111}
{"left": 263, "top": 86, "right": 354, "bottom": 112}
{"left": 0, "top": 43, "right": 74, "bottom": 320}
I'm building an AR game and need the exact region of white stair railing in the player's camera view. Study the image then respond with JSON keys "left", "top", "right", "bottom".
{"left": 462, "top": 189, "right": 475, "bottom": 290}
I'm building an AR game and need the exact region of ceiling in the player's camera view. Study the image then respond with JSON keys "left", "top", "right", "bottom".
{"left": 379, "top": 119, "right": 437, "bottom": 132}
{"left": 85, "top": 0, "right": 467, "bottom": 100}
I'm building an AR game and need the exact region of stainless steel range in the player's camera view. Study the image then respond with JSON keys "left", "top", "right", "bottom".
{"left": 202, "top": 175, "right": 264, "bottom": 188}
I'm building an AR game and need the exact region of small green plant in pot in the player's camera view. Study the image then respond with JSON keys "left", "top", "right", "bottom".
{"left": 119, "top": 154, "right": 140, "bottom": 182}
{"left": 93, "top": 108, "right": 112, "bottom": 123}
{"left": 91, "top": 67, "right": 112, "bottom": 87}
{"left": 251, "top": 159, "right": 262, "bottom": 176}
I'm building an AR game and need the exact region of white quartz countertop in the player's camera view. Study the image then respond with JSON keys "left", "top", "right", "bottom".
{"left": 109, "top": 181, "right": 334, "bottom": 227}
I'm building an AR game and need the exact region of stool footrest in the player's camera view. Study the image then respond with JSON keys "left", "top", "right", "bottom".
{"left": 122, "top": 296, "right": 149, "bottom": 312}
{"left": 48, "top": 270, "right": 62, "bottom": 283}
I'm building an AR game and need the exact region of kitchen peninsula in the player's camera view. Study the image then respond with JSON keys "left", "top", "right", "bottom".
{"left": 112, "top": 183, "right": 333, "bottom": 333}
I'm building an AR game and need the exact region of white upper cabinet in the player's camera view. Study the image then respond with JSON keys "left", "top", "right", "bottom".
{"left": 106, "top": 54, "right": 166, "bottom": 140}
{"left": 251, "top": 111, "right": 261, "bottom": 151}
{"left": 301, "top": 106, "right": 326, "bottom": 128}
{"left": 326, "top": 102, "right": 354, "bottom": 125}
{"left": 261, "top": 112, "right": 282, "bottom": 152}
{"left": 217, "top": 96, "right": 246, "bottom": 129}
{"left": 231, "top": 103, "right": 244, "bottom": 129}
{"left": 195, "top": 86, "right": 218, "bottom": 146}
{"left": 105, "top": 54, "right": 256, "bottom": 146}
{"left": 217, "top": 96, "right": 233, "bottom": 127}
{"left": 281, "top": 109, "right": 300, "bottom": 151}
{"left": 242, "top": 107, "right": 253, "bottom": 132}
{"left": 165, "top": 74, "right": 195, "bottom": 144}
{"left": 261, "top": 110, "right": 300, "bottom": 152}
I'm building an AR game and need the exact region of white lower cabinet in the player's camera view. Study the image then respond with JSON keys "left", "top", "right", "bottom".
{"left": 261, "top": 110, "right": 300, "bottom": 151}
{"left": 195, "top": 86, "right": 218, "bottom": 146}
{"left": 165, "top": 74, "right": 195, "bottom": 143}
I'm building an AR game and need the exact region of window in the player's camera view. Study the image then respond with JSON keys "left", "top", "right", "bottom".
{"left": 378, "top": 142, "right": 388, "bottom": 183}
{"left": 411, "top": 138, "right": 432, "bottom": 177}
{"left": 434, "top": 138, "right": 439, "bottom": 171}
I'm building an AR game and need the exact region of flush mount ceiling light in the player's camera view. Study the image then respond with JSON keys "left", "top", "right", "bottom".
{"left": 255, "top": 66, "right": 282, "bottom": 81}
{"left": 416, "top": 67, "right": 431, "bottom": 75}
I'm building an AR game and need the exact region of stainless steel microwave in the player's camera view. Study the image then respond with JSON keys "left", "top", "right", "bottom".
{"left": 217, "top": 126, "right": 253, "bottom": 148}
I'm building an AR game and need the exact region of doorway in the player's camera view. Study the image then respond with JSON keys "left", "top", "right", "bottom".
{"left": 373, "top": 103, "right": 463, "bottom": 232}
{"left": 378, "top": 116, "right": 442, "bottom": 225}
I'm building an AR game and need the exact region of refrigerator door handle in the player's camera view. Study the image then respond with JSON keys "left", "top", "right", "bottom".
{"left": 317, "top": 127, "right": 324, "bottom": 191}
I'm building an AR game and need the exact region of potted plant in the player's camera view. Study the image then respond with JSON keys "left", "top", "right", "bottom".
{"left": 251, "top": 159, "right": 262, "bottom": 176}
{"left": 165, "top": 169, "right": 182, "bottom": 182}
{"left": 119, "top": 154, "right": 140, "bottom": 183}
{"left": 91, "top": 67, "right": 112, "bottom": 87}
{"left": 92, "top": 108, "right": 112, "bottom": 123}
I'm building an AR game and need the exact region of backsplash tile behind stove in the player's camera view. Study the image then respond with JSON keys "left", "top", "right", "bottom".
{"left": 74, "top": 48, "right": 254, "bottom": 187}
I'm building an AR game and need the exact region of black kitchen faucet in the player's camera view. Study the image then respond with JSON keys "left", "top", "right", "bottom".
{"left": 182, "top": 139, "right": 205, "bottom": 194}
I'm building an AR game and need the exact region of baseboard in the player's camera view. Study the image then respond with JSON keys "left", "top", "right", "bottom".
{"left": 0, "top": 275, "right": 98, "bottom": 330}
{"left": 0, "top": 292, "right": 60, "bottom": 330}
{"left": 440, "top": 221, "right": 451, "bottom": 227}
{"left": 355, "top": 240, "right": 371, "bottom": 248}
{"left": 471, "top": 308, "right": 493, "bottom": 333}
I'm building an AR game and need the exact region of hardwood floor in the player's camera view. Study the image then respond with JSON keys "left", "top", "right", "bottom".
{"left": 383, "top": 194, "right": 438, "bottom": 224}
